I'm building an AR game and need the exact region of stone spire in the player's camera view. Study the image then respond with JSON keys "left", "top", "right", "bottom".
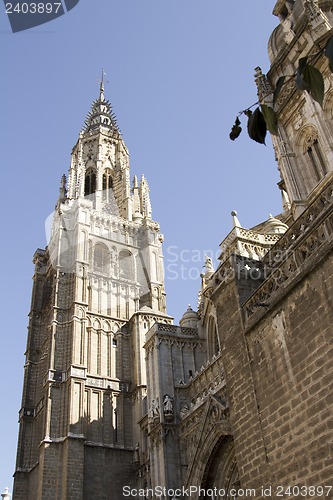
{"left": 132, "top": 175, "right": 142, "bottom": 221}
{"left": 55, "top": 174, "right": 67, "bottom": 209}
{"left": 99, "top": 79, "right": 105, "bottom": 101}
{"left": 83, "top": 81, "right": 119, "bottom": 134}
{"left": 254, "top": 66, "right": 273, "bottom": 103}
{"left": 59, "top": 174, "right": 67, "bottom": 200}
{"left": 140, "top": 174, "right": 152, "bottom": 219}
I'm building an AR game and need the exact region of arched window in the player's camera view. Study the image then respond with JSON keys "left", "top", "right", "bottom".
{"left": 305, "top": 138, "right": 327, "bottom": 181}
{"left": 94, "top": 244, "right": 110, "bottom": 274}
{"left": 208, "top": 316, "right": 220, "bottom": 357}
{"left": 302, "top": 130, "right": 327, "bottom": 188}
{"left": 119, "top": 250, "right": 134, "bottom": 281}
{"left": 102, "top": 169, "right": 113, "bottom": 202}
{"left": 85, "top": 168, "right": 96, "bottom": 196}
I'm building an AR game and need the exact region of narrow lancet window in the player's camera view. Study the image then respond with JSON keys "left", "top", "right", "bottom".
{"left": 85, "top": 168, "right": 96, "bottom": 196}
{"left": 304, "top": 135, "right": 327, "bottom": 186}
{"left": 102, "top": 169, "right": 113, "bottom": 202}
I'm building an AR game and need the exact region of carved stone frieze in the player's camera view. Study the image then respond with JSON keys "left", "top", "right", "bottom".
{"left": 244, "top": 178, "right": 333, "bottom": 323}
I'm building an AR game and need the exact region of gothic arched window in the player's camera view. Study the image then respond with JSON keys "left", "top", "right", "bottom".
{"left": 94, "top": 244, "right": 110, "bottom": 274}
{"left": 306, "top": 139, "right": 327, "bottom": 181}
{"left": 303, "top": 131, "right": 327, "bottom": 187}
{"left": 85, "top": 168, "right": 96, "bottom": 196}
{"left": 102, "top": 169, "right": 113, "bottom": 202}
{"left": 119, "top": 250, "right": 134, "bottom": 281}
{"left": 208, "top": 316, "right": 220, "bottom": 357}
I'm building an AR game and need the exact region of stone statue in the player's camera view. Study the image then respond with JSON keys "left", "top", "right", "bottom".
{"left": 180, "top": 404, "right": 189, "bottom": 420}
{"left": 163, "top": 394, "right": 174, "bottom": 416}
{"left": 149, "top": 398, "right": 159, "bottom": 419}
{"left": 134, "top": 442, "right": 140, "bottom": 464}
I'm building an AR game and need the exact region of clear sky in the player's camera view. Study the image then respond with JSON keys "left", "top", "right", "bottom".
{"left": 0, "top": 0, "right": 281, "bottom": 492}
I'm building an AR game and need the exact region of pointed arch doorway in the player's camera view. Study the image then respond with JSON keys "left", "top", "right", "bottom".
{"left": 200, "top": 436, "right": 240, "bottom": 499}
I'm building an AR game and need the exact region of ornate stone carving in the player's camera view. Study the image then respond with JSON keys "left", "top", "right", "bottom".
{"left": 244, "top": 178, "right": 333, "bottom": 321}
{"left": 149, "top": 398, "right": 160, "bottom": 421}
{"left": 204, "top": 256, "right": 214, "bottom": 274}
{"left": 254, "top": 67, "right": 273, "bottom": 102}
{"left": 134, "top": 443, "right": 140, "bottom": 464}
{"left": 163, "top": 394, "right": 174, "bottom": 421}
{"left": 180, "top": 404, "right": 190, "bottom": 420}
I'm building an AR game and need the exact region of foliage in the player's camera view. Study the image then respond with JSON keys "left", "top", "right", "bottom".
{"left": 229, "top": 117, "right": 242, "bottom": 141}
{"left": 229, "top": 35, "right": 333, "bottom": 145}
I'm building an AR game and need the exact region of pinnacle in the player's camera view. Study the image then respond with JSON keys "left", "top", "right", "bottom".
{"left": 83, "top": 84, "right": 120, "bottom": 134}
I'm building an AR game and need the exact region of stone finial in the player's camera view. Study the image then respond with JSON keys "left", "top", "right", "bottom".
{"left": 140, "top": 175, "right": 152, "bottom": 219}
{"left": 204, "top": 256, "right": 214, "bottom": 273}
{"left": 231, "top": 210, "right": 242, "bottom": 228}
{"left": 254, "top": 66, "right": 273, "bottom": 102}
{"left": 1, "top": 487, "right": 11, "bottom": 500}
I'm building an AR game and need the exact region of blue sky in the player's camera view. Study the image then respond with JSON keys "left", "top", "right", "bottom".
{"left": 0, "top": 0, "right": 281, "bottom": 491}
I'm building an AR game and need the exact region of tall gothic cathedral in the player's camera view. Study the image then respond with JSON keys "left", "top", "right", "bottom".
{"left": 13, "top": 1, "right": 333, "bottom": 498}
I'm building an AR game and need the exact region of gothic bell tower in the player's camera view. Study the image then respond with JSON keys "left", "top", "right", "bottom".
{"left": 13, "top": 83, "right": 171, "bottom": 500}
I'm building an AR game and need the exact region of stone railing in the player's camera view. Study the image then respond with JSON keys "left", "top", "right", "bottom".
{"left": 243, "top": 178, "right": 333, "bottom": 323}
{"left": 218, "top": 226, "right": 281, "bottom": 264}
{"left": 176, "top": 354, "right": 225, "bottom": 400}
{"left": 146, "top": 323, "right": 198, "bottom": 339}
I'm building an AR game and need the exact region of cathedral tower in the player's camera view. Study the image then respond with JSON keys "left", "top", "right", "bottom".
{"left": 13, "top": 83, "right": 171, "bottom": 499}
{"left": 256, "top": 0, "right": 333, "bottom": 217}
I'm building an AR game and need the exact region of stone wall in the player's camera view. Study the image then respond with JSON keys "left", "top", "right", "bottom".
{"left": 212, "top": 180, "right": 333, "bottom": 497}
{"left": 83, "top": 446, "right": 134, "bottom": 500}
{"left": 212, "top": 272, "right": 269, "bottom": 494}
{"left": 245, "top": 252, "right": 333, "bottom": 489}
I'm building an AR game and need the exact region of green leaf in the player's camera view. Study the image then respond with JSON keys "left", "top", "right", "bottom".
{"left": 273, "top": 76, "right": 285, "bottom": 107}
{"left": 261, "top": 104, "right": 278, "bottom": 135}
{"left": 303, "top": 64, "right": 324, "bottom": 107}
{"left": 295, "top": 57, "right": 324, "bottom": 106}
{"left": 229, "top": 117, "right": 242, "bottom": 141}
{"left": 247, "top": 107, "right": 267, "bottom": 145}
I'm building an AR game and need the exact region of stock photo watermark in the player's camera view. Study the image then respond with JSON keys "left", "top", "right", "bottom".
{"left": 122, "top": 484, "right": 333, "bottom": 499}
{"left": 3, "top": 0, "right": 80, "bottom": 32}
{"left": 165, "top": 246, "right": 219, "bottom": 281}
{"left": 122, "top": 485, "right": 251, "bottom": 498}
